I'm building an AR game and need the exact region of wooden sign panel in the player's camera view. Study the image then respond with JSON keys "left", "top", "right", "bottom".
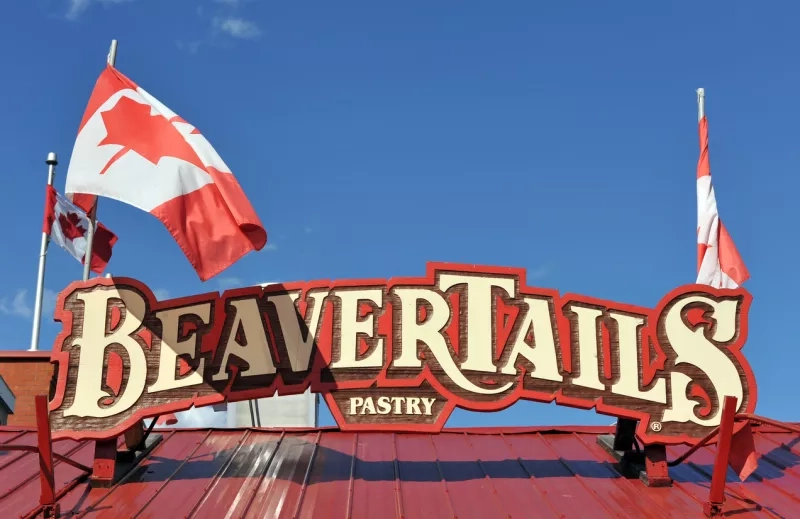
{"left": 48, "top": 262, "right": 757, "bottom": 444}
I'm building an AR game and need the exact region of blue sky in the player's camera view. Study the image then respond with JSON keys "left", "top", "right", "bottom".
{"left": 1, "top": 1, "right": 798, "bottom": 428}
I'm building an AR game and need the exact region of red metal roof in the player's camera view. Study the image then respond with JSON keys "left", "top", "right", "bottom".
{"left": 0, "top": 424, "right": 798, "bottom": 518}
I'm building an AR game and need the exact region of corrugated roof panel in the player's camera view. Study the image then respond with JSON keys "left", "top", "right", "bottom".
{"left": 431, "top": 432, "right": 513, "bottom": 518}
{"left": 466, "top": 433, "right": 561, "bottom": 518}
{"left": 0, "top": 424, "right": 798, "bottom": 518}
{"left": 576, "top": 433, "right": 705, "bottom": 519}
{"left": 137, "top": 429, "right": 247, "bottom": 518}
{"left": 297, "top": 431, "right": 356, "bottom": 519}
{"left": 350, "top": 433, "right": 402, "bottom": 519}
{"left": 668, "top": 441, "right": 800, "bottom": 518}
{"left": 191, "top": 430, "right": 284, "bottom": 519}
{"left": 505, "top": 431, "right": 616, "bottom": 518}
{"left": 549, "top": 433, "right": 664, "bottom": 519}
{"left": 395, "top": 433, "right": 456, "bottom": 518}
{"left": 84, "top": 430, "right": 212, "bottom": 519}
{"left": 0, "top": 439, "right": 91, "bottom": 516}
{"left": 244, "top": 432, "right": 318, "bottom": 519}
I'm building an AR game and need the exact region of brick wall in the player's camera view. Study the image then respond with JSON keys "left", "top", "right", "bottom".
{"left": 0, "top": 352, "right": 53, "bottom": 427}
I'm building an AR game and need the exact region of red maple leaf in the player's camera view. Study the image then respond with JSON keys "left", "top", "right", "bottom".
{"left": 97, "top": 96, "right": 206, "bottom": 175}
{"left": 58, "top": 212, "right": 87, "bottom": 241}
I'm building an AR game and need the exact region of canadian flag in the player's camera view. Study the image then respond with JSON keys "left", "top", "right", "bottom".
{"left": 65, "top": 65, "right": 267, "bottom": 281}
{"left": 695, "top": 105, "right": 756, "bottom": 481}
{"left": 43, "top": 185, "right": 117, "bottom": 274}
{"left": 696, "top": 115, "right": 750, "bottom": 288}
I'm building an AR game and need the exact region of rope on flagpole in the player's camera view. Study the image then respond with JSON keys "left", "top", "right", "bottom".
{"left": 30, "top": 152, "right": 58, "bottom": 351}
{"left": 82, "top": 39, "right": 118, "bottom": 281}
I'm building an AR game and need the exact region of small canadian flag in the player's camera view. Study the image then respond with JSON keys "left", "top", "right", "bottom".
{"left": 43, "top": 185, "right": 118, "bottom": 274}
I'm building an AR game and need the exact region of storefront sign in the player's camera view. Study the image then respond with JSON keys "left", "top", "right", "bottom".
{"left": 48, "top": 262, "right": 757, "bottom": 444}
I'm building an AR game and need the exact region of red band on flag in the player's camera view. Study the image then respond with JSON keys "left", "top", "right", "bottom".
{"left": 697, "top": 116, "right": 710, "bottom": 179}
{"left": 43, "top": 185, "right": 57, "bottom": 234}
{"left": 729, "top": 423, "right": 758, "bottom": 482}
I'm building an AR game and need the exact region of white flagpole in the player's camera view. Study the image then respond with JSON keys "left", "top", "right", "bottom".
{"left": 30, "top": 152, "right": 58, "bottom": 351}
{"left": 697, "top": 87, "right": 705, "bottom": 122}
{"left": 82, "top": 39, "right": 118, "bottom": 281}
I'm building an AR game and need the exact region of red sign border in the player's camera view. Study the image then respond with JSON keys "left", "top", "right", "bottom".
{"left": 48, "top": 262, "right": 757, "bottom": 445}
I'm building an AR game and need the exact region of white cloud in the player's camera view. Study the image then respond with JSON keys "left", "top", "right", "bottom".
{"left": 42, "top": 289, "right": 58, "bottom": 315}
{"left": 217, "top": 276, "right": 243, "bottom": 290}
{"left": 528, "top": 266, "right": 550, "bottom": 279}
{"left": 176, "top": 40, "right": 202, "bottom": 54}
{"left": 214, "top": 17, "right": 261, "bottom": 39}
{"left": 170, "top": 406, "right": 228, "bottom": 428}
{"left": 0, "top": 288, "right": 60, "bottom": 319}
{"left": 214, "top": 0, "right": 243, "bottom": 5}
{"left": 0, "top": 290, "right": 32, "bottom": 318}
{"left": 263, "top": 243, "right": 278, "bottom": 251}
{"left": 66, "top": 0, "right": 134, "bottom": 21}
{"left": 304, "top": 227, "right": 313, "bottom": 234}
{"left": 152, "top": 289, "right": 170, "bottom": 301}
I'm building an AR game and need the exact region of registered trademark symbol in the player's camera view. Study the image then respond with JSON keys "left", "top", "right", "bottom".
{"left": 651, "top": 422, "right": 662, "bottom": 432}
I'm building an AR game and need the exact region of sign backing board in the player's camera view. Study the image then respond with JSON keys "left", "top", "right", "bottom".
{"left": 47, "top": 262, "right": 757, "bottom": 444}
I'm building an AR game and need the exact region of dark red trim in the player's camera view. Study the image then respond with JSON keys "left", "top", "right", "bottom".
{"left": 0, "top": 351, "right": 53, "bottom": 360}
{"left": 35, "top": 396, "right": 56, "bottom": 508}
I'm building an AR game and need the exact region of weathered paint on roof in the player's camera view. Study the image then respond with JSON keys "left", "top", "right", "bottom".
{"left": 0, "top": 424, "right": 798, "bottom": 518}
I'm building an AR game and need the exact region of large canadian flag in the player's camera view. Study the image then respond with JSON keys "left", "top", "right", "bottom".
{"left": 65, "top": 65, "right": 267, "bottom": 281}
{"left": 696, "top": 116, "right": 749, "bottom": 288}
{"left": 43, "top": 185, "right": 117, "bottom": 274}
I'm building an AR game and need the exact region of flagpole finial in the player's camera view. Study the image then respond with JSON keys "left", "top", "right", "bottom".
{"left": 46, "top": 152, "right": 58, "bottom": 166}
{"left": 696, "top": 88, "right": 705, "bottom": 122}
{"left": 107, "top": 40, "right": 118, "bottom": 67}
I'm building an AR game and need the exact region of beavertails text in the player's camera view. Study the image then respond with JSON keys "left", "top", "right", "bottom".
{"left": 48, "top": 263, "right": 756, "bottom": 443}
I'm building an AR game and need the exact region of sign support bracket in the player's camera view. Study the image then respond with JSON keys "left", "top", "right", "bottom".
{"left": 90, "top": 423, "right": 164, "bottom": 488}
{"left": 597, "top": 418, "right": 673, "bottom": 487}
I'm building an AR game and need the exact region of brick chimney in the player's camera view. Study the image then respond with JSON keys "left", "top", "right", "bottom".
{"left": 0, "top": 352, "right": 53, "bottom": 426}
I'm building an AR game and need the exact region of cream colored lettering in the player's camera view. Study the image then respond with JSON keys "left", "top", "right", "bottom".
{"left": 406, "top": 397, "right": 422, "bottom": 415}
{"left": 331, "top": 289, "right": 384, "bottom": 369}
{"left": 212, "top": 298, "right": 277, "bottom": 381}
{"left": 392, "top": 396, "right": 404, "bottom": 414}
{"left": 607, "top": 312, "right": 666, "bottom": 403}
{"left": 361, "top": 397, "right": 376, "bottom": 415}
{"left": 63, "top": 287, "right": 148, "bottom": 418}
{"left": 148, "top": 303, "right": 211, "bottom": 394}
{"left": 438, "top": 274, "right": 515, "bottom": 373}
{"left": 421, "top": 397, "right": 435, "bottom": 416}
{"left": 377, "top": 396, "right": 392, "bottom": 414}
{"left": 350, "top": 397, "right": 363, "bottom": 415}
{"left": 267, "top": 289, "right": 328, "bottom": 371}
{"left": 661, "top": 295, "right": 743, "bottom": 426}
{"left": 567, "top": 304, "right": 605, "bottom": 391}
{"left": 499, "top": 297, "right": 563, "bottom": 382}
{"left": 392, "top": 288, "right": 512, "bottom": 394}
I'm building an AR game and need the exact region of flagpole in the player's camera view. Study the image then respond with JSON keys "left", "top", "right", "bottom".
{"left": 83, "top": 39, "right": 118, "bottom": 281}
{"left": 30, "top": 152, "right": 58, "bottom": 351}
{"left": 697, "top": 87, "right": 705, "bottom": 122}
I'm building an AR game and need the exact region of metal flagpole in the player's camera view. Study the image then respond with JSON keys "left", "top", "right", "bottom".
{"left": 82, "top": 39, "right": 118, "bottom": 281}
{"left": 697, "top": 87, "right": 705, "bottom": 122}
{"left": 30, "top": 152, "right": 58, "bottom": 351}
